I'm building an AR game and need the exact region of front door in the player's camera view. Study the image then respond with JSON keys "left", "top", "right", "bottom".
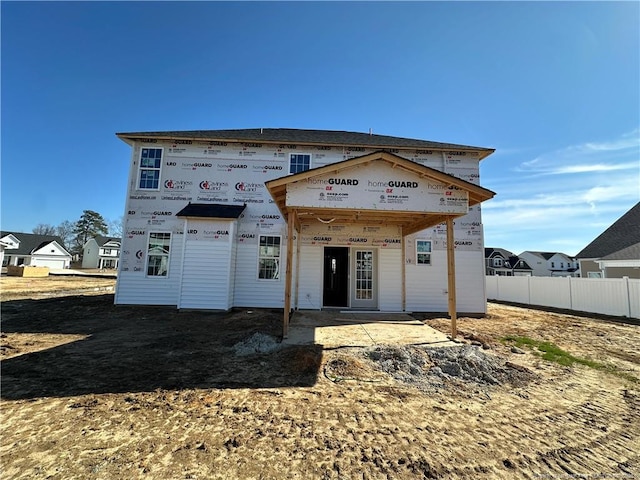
{"left": 350, "top": 249, "right": 378, "bottom": 310}
{"left": 323, "top": 247, "right": 349, "bottom": 307}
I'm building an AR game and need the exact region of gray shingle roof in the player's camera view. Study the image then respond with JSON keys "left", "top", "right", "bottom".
{"left": 93, "top": 235, "right": 121, "bottom": 247}
{"left": 175, "top": 203, "right": 246, "bottom": 219}
{"left": 116, "top": 128, "right": 494, "bottom": 158}
{"left": 576, "top": 202, "right": 640, "bottom": 259}
{"left": 599, "top": 242, "right": 640, "bottom": 261}
{"left": 0, "top": 231, "right": 70, "bottom": 256}
{"left": 485, "top": 247, "right": 515, "bottom": 258}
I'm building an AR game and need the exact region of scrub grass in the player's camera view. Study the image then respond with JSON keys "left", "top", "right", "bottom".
{"left": 502, "top": 335, "right": 638, "bottom": 384}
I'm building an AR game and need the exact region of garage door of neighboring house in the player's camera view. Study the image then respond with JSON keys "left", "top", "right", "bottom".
{"left": 32, "top": 258, "right": 66, "bottom": 269}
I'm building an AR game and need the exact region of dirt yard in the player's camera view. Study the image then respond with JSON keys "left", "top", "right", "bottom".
{"left": 1, "top": 276, "right": 638, "bottom": 479}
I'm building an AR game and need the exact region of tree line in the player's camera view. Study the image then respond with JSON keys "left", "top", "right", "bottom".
{"left": 31, "top": 210, "right": 123, "bottom": 257}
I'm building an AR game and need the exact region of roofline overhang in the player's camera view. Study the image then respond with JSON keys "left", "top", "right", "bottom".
{"left": 116, "top": 132, "right": 495, "bottom": 160}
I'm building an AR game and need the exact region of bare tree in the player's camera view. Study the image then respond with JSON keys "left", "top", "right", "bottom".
{"left": 32, "top": 223, "right": 57, "bottom": 235}
{"left": 108, "top": 216, "right": 124, "bottom": 238}
{"left": 56, "top": 220, "right": 76, "bottom": 251}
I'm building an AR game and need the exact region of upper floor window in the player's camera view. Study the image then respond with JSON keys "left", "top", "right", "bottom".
{"left": 551, "top": 262, "right": 555, "bottom": 268}
{"left": 103, "top": 249, "right": 111, "bottom": 255}
{"left": 493, "top": 258, "right": 503, "bottom": 267}
{"left": 138, "top": 148, "right": 163, "bottom": 190}
{"left": 289, "top": 153, "right": 311, "bottom": 174}
{"left": 416, "top": 240, "right": 431, "bottom": 265}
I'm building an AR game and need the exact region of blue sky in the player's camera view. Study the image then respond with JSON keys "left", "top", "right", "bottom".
{"left": 2, "top": 1, "right": 638, "bottom": 256}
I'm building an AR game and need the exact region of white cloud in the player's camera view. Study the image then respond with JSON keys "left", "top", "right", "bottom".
{"left": 482, "top": 129, "right": 640, "bottom": 255}
{"left": 515, "top": 128, "right": 640, "bottom": 176}
{"left": 552, "top": 162, "right": 638, "bottom": 174}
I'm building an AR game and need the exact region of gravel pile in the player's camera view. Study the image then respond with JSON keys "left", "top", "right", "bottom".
{"left": 232, "top": 332, "right": 282, "bottom": 356}
{"left": 368, "top": 345, "right": 534, "bottom": 391}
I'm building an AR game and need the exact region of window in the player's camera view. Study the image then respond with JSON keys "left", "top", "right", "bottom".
{"left": 551, "top": 262, "right": 555, "bottom": 268}
{"left": 146, "top": 232, "right": 171, "bottom": 277}
{"left": 416, "top": 240, "right": 431, "bottom": 265}
{"left": 560, "top": 262, "right": 564, "bottom": 268}
{"left": 103, "top": 249, "right": 111, "bottom": 255}
{"left": 588, "top": 271, "right": 603, "bottom": 278}
{"left": 289, "top": 153, "right": 311, "bottom": 174}
{"left": 493, "top": 258, "right": 503, "bottom": 267}
{"left": 258, "top": 235, "right": 281, "bottom": 280}
{"left": 138, "top": 148, "right": 163, "bottom": 189}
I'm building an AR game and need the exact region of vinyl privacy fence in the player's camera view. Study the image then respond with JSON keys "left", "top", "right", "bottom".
{"left": 485, "top": 276, "right": 640, "bottom": 319}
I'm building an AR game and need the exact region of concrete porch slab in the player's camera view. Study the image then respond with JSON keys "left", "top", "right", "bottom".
{"left": 283, "top": 310, "right": 457, "bottom": 348}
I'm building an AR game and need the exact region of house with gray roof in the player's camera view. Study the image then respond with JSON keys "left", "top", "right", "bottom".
{"left": 518, "top": 251, "right": 579, "bottom": 277}
{"left": 0, "top": 231, "right": 72, "bottom": 270}
{"left": 82, "top": 235, "right": 122, "bottom": 269}
{"left": 485, "top": 248, "right": 533, "bottom": 276}
{"left": 114, "top": 128, "right": 496, "bottom": 331}
{"left": 576, "top": 202, "right": 640, "bottom": 278}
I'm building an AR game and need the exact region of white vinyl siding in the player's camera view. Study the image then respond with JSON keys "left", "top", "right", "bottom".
{"left": 115, "top": 233, "right": 184, "bottom": 306}
{"left": 178, "top": 240, "right": 233, "bottom": 310}
{"left": 297, "top": 246, "right": 323, "bottom": 309}
{"left": 233, "top": 242, "right": 285, "bottom": 308}
{"left": 378, "top": 249, "right": 402, "bottom": 311}
{"left": 405, "top": 249, "right": 486, "bottom": 314}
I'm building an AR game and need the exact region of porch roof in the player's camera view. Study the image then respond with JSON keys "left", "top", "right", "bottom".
{"left": 175, "top": 203, "right": 246, "bottom": 219}
{"left": 265, "top": 151, "right": 496, "bottom": 236}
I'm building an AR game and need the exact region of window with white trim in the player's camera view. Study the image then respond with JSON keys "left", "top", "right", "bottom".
{"left": 146, "top": 232, "right": 171, "bottom": 277}
{"left": 494, "top": 258, "right": 503, "bottom": 267}
{"left": 138, "top": 148, "right": 163, "bottom": 190}
{"left": 416, "top": 240, "right": 432, "bottom": 265}
{"left": 289, "top": 153, "right": 311, "bottom": 174}
{"left": 258, "top": 235, "right": 281, "bottom": 280}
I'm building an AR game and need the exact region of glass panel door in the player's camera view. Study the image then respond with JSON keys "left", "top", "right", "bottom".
{"left": 351, "top": 249, "right": 377, "bottom": 309}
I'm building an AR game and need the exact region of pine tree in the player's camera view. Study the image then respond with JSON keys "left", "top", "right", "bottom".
{"left": 72, "top": 210, "right": 109, "bottom": 257}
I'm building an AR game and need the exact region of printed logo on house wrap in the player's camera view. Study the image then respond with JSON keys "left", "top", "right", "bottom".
{"left": 199, "top": 180, "right": 228, "bottom": 191}
{"left": 217, "top": 163, "right": 248, "bottom": 172}
{"left": 164, "top": 179, "right": 193, "bottom": 190}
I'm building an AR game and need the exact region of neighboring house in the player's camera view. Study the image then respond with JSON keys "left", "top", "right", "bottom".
{"left": 0, "top": 231, "right": 72, "bottom": 269}
{"left": 518, "top": 251, "right": 579, "bottom": 277}
{"left": 576, "top": 202, "right": 640, "bottom": 279}
{"left": 485, "top": 248, "right": 533, "bottom": 276}
{"left": 0, "top": 233, "right": 20, "bottom": 268}
{"left": 115, "top": 128, "right": 496, "bottom": 318}
{"left": 82, "top": 236, "right": 122, "bottom": 269}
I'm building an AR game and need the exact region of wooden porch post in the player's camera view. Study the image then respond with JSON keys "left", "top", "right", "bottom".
{"left": 401, "top": 227, "right": 406, "bottom": 312}
{"left": 283, "top": 211, "right": 296, "bottom": 338}
{"left": 446, "top": 217, "right": 457, "bottom": 338}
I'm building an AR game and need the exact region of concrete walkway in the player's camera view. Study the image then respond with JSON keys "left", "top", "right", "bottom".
{"left": 283, "top": 310, "right": 457, "bottom": 348}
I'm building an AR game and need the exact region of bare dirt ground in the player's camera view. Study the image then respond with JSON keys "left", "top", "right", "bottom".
{"left": 1, "top": 276, "right": 638, "bottom": 479}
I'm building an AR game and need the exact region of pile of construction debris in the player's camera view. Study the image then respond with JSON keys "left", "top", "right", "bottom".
{"left": 367, "top": 344, "right": 535, "bottom": 391}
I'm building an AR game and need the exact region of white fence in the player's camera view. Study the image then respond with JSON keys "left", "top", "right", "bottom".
{"left": 485, "top": 276, "right": 640, "bottom": 319}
